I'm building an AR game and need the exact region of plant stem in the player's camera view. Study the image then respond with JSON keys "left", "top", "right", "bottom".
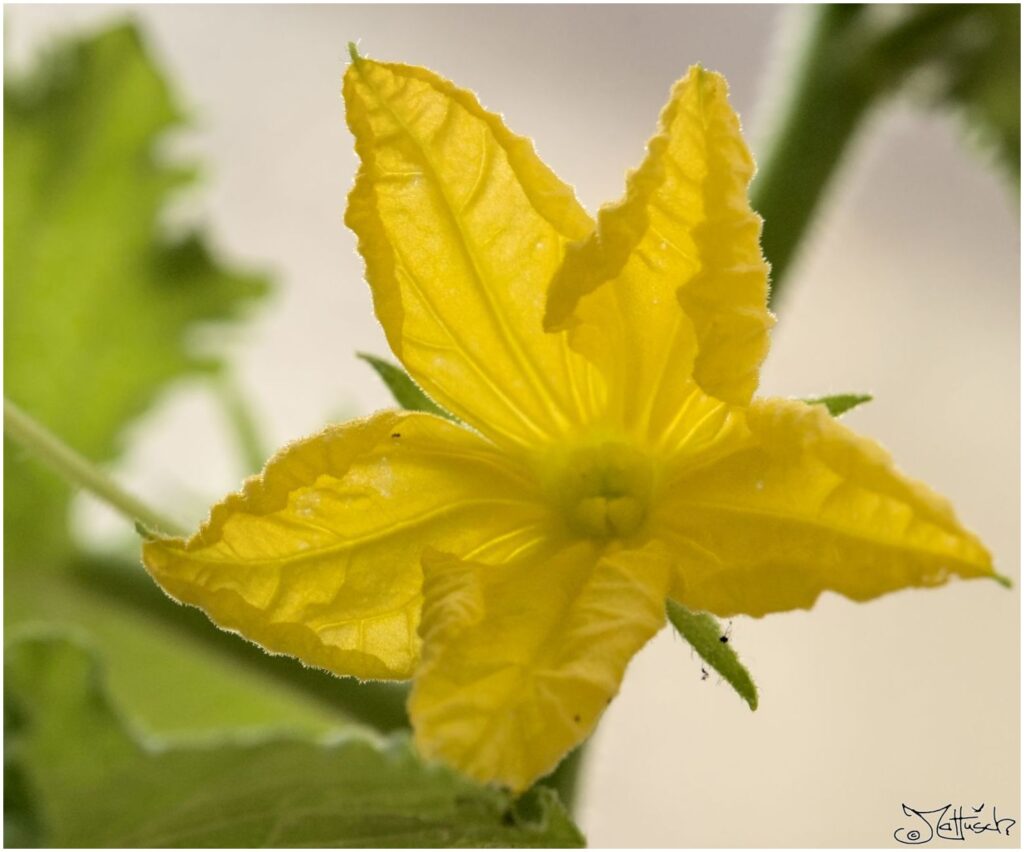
{"left": 751, "top": 6, "right": 876, "bottom": 307}
{"left": 65, "top": 554, "right": 412, "bottom": 730}
{"left": 212, "top": 370, "right": 268, "bottom": 474}
{"left": 4, "top": 398, "right": 187, "bottom": 538}
{"left": 751, "top": 4, "right": 977, "bottom": 307}
{"left": 5, "top": 398, "right": 411, "bottom": 731}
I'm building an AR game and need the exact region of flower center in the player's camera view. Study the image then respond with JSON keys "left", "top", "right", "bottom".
{"left": 550, "top": 442, "right": 654, "bottom": 540}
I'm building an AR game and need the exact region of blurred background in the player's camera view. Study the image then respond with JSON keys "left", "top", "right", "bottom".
{"left": 5, "top": 4, "right": 1019, "bottom": 847}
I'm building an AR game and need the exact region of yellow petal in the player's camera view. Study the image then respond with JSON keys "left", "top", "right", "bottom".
{"left": 653, "top": 398, "right": 996, "bottom": 616}
{"left": 545, "top": 65, "right": 772, "bottom": 443}
{"left": 142, "top": 411, "right": 551, "bottom": 680}
{"left": 344, "top": 55, "right": 601, "bottom": 450}
{"left": 409, "top": 540, "right": 670, "bottom": 791}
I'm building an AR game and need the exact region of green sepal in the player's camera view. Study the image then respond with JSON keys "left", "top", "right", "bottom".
{"left": 802, "top": 393, "right": 873, "bottom": 417}
{"left": 133, "top": 521, "right": 157, "bottom": 542}
{"left": 666, "top": 600, "right": 758, "bottom": 711}
{"left": 357, "top": 352, "right": 457, "bottom": 420}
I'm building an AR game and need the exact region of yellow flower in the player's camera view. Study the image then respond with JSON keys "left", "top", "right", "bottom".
{"left": 142, "top": 52, "right": 999, "bottom": 793}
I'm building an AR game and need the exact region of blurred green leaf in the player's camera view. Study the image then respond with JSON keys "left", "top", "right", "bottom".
{"left": 4, "top": 21, "right": 269, "bottom": 563}
{"left": 666, "top": 601, "right": 758, "bottom": 711}
{"left": 802, "top": 393, "right": 873, "bottom": 417}
{"left": 6, "top": 635, "right": 585, "bottom": 848}
{"left": 1, "top": 21, "right": 345, "bottom": 742}
{"left": 6, "top": 553, "right": 409, "bottom": 735}
{"left": 4, "top": 561, "right": 343, "bottom": 737}
{"left": 4, "top": 683, "right": 44, "bottom": 849}
{"left": 358, "top": 352, "right": 455, "bottom": 420}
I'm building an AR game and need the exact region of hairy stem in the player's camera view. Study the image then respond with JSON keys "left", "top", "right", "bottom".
{"left": 752, "top": 6, "right": 875, "bottom": 305}
{"left": 752, "top": 4, "right": 977, "bottom": 307}
{"left": 212, "top": 370, "right": 269, "bottom": 474}
{"left": 6, "top": 398, "right": 413, "bottom": 731}
{"left": 4, "top": 398, "right": 187, "bottom": 538}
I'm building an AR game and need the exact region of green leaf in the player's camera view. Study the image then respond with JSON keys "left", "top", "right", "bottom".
{"left": 5, "top": 553, "right": 410, "bottom": 735}
{"left": 5, "top": 684, "right": 44, "bottom": 849}
{"left": 358, "top": 352, "right": 455, "bottom": 420}
{"left": 666, "top": 600, "right": 758, "bottom": 711}
{"left": 4, "top": 21, "right": 269, "bottom": 563}
{"left": 6, "top": 635, "right": 585, "bottom": 848}
{"left": 802, "top": 393, "right": 873, "bottom": 417}
{"left": 2, "top": 21, "right": 336, "bottom": 742}
{"left": 4, "top": 558, "right": 357, "bottom": 737}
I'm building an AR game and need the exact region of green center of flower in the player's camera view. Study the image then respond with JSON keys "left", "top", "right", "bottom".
{"left": 552, "top": 442, "right": 654, "bottom": 539}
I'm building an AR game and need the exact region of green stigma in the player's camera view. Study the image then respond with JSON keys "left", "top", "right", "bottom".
{"left": 549, "top": 442, "right": 654, "bottom": 540}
